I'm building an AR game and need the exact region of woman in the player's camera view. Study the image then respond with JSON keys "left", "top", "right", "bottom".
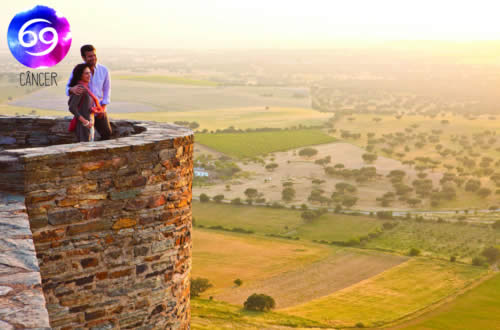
{"left": 68, "top": 63, "right": 105, "bottom": 142}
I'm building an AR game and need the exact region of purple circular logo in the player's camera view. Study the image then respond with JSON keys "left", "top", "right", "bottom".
{"left": 7, "top": 5, "right": 72, "bottom": 69}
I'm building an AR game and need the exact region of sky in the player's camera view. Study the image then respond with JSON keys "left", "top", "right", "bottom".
{"left": 1, "top": 0, "right": 500, "bottom": 51}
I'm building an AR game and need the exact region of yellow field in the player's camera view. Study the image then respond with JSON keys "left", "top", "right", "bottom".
{"left": 213, "top": 250, "right": 406, "bottom": 308}
{"left": 0, "top": 104, "right": 63, "bottom": 117}
{"left": 191, "top": 229, "right": 331, "bottom": 294}
{"left": 283, "top": 258, "right": 486, "bottom": 328}
{"left": 111, "top": 106, "right": 332, "bottom": 130}
{"left": 0, "top": 104, "right": 331, "bottom": 131}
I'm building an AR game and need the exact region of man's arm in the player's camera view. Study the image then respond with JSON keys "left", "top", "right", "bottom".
{"left": 65, "top": 71, "right": 73, "bottom": 96}
{"left": 66, "top": 71, "right": 84, "bottom": 95}
{"left": 101, "top": 69, "right": 111, "bottom": 105}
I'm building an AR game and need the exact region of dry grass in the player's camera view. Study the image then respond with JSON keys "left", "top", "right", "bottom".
{"left": 283, "top": 258, "right": 486, "bottom": 328}
{"left": 214, "top": 249, "right": 406, "bottom": 308}
{"left": 192, "top": 229, "right": 331, "bottom": 294}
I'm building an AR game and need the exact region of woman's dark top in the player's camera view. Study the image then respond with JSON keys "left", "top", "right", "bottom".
{"left": 68, "top": 85, "right": 93, "bottom": 142}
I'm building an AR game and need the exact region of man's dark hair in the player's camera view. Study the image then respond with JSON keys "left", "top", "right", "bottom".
{"left": 80, "top": 44, "right": 96, "bottom": 57}
{"left": 69, "top": 63, "right": 90, "bottom": 87}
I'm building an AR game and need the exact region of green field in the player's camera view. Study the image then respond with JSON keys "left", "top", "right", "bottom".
{"left": 191, "top": 298, "right": 328, "bottom": 329}
{"left": 196, "top": 129, "right": 336, "bottom": 158}
{"left": 283, "top": 258, "right": 487, "bottom": 328}
{"left": 193, "top": 201, "right": 381, "bottom": 241}
{"left": 194, "top": 201, "right": 303, "bottom": 235}
{"left": 365, "top": 220, "right": 500, "bottom": 262}
{"left": 296, "top": 213, "right": 380, "bottom": 242}
{"left": 114, "top": 74, "right": 218, "bottom": 86}
{"left": 402, "top": 273, "right": 500, "bottom": 330}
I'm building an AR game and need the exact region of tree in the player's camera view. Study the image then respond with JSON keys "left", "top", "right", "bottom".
{"left": 191, "top": 278, "right": 213, "bottom": 297}
{"left": 407, "top": 198, "right": 421, "bottom": 207}
{"left": 244, "top": 188, "right": 259, "bottom": 200}
{"left": 465, "top": 179, "right": 481, "bottom": 192}
{"left": 481, "top": 246, "right": 500, "bottom": 263}
{"left": 213, "top": 194, "right": 224, "bottom": 203}
{"left": 244, "top": 293, "right": 276, "bottom": 311}
{"left": 301, "top": 210, "right": 317, "bottom": 223}
{"left": 231, "top": 197, "right": 242, "bottom": 205}
{"left": 265, "top": 163, "right": 279, "bottom": 171}
{"left": 472, "top": 256, "right": 487, "bottom": 267}
{"left": 298, "top": 147, "right": 318, "bottom": 158}
{"left": 199, "top": 193, "right": 210, "bottom": 203}
{"left": 362, "top": 153, "right": 378, "bottom": 163}
{"left": 477, "top": 188, "right": 492, "bottom": 198}
{"left": 282, "top": 187, "right": 296, "bottom": 202}
{"left": 234, "top": 278, "right": 243, "bottom": 286}
{"left": 493, "top": 220, "right": 500, "bottom": 230}
{"left": 408, "top": 248, "right": 421, "bottom": 256}
{"left": 342, "top": 195, "right": 358, "bottom": 208}
{"left": 189, "top": 121, "right": 200, "bottom": 129}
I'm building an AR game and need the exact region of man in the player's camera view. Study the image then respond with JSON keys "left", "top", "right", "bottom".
{"left": 66, "top": 45, "right": 112, "bottom": 140}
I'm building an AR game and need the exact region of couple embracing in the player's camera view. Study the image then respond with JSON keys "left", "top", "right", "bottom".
{"left": 67, "top": 45, "right": 112, "bottom": 142}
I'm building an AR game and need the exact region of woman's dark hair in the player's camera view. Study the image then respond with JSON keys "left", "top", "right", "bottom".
{"left": 69, "top": 63, "right": 90, "bottom": 87}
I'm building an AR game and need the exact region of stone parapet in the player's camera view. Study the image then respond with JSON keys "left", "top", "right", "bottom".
{"left": 0, "top": 116, "right": 193, "bottom": 329}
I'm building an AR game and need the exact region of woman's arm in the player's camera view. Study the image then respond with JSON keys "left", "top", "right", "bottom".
{"left": 68, "top": 93, "right": 82, "bottom": 118}
{"left": 68, "top": 92, "right": 93, "bottom": 128}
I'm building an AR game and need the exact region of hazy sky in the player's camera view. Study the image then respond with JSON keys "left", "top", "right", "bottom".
{"left": 1, "top": 0, "right": 500, "bottom": 51}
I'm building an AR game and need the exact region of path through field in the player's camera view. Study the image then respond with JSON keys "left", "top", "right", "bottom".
{"left": 214, "top": 250, "right": 407, "bottom": 308}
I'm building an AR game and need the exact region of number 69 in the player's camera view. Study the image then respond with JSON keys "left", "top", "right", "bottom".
{"left": 18, "top": 18, "right": 59, "bottom": 56}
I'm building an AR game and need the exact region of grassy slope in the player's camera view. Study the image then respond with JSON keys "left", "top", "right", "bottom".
{"left": 193, "top": 201, "right": 381, "bottom": 241}
{"left": 365, "top": 220, "right": 500, "bottom": 263}
{"left": 191, "top": 228, "right": 331, "bottom": 293}
{"left": 191, "top": 298, "right": 329, "bottom": 329}
{"left": 283, "top": 258, "right": 486, "bottom": 328}
{"left": 402, "top": 273, "right": 500, "bottom": 330}
{"left": 196, "top": 129, "right": 336, "bottom": 158}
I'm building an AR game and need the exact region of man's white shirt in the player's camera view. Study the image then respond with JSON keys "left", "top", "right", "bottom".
{"left": 65, "top": 63, "right": 111, "bottom": 105}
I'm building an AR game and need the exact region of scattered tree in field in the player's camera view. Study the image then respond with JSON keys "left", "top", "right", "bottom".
{"left": 199, "top": 193, "right": 210, "bottom": 203}
{"left": 234, "top": 278, "right": 243, "bottom": 287}
{"left": 493, "top": 220, "right": 500, "bottom": 230}
{"left": 282, "top": 187, "right": 296, "bottom": 202}
{"left": 298, "top": 147, "right": 318, "bottom": 158}
{"left": 472, "top": 256, "right": 487, "bottom": 267}
{"left": 244, "top": 293, "right": 276, "bottom": 312}
{"left": 481, "top": 246, "right": 500, "bottom": 263}
{"left": 244, "top": 188, "right": 259, "bottom": 200}
{"left": 408, "top": 248, "right": 421, "bottom": 256}
{"left": 265, "top": 163, "right": 279, "bottom": 171}
{"left": 301, "top": 210, "right": 316, "bottom": 223}
{"left": 342, "top": 195, "right": 358, "bottom": 208}
{"left": 231, "top": 197, "right": 242, "bottom": 205}
{"left": 407, "top": 198, "right": 421, "bottom": 207}
{"left": 477, "top": 188, "right": 491, "bottom": 198}
{"left": 465, "top": 179, "right": 481, "bottom": 192}
{"left": 191, "top": 278, "right": 213, "bottom": 297}
{"left": 362, "top": 153, "right": 378, "bottom": 163}
{"left": 213, "top": 194, "right": 224, "bottom": 203}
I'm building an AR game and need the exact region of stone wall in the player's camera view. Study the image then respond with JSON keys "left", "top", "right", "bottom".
{"left": 0, "top": 193, "right": 50, "bottom": 329}
{"left": 0, "top": 116, "right": 193, "bottom": 329}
